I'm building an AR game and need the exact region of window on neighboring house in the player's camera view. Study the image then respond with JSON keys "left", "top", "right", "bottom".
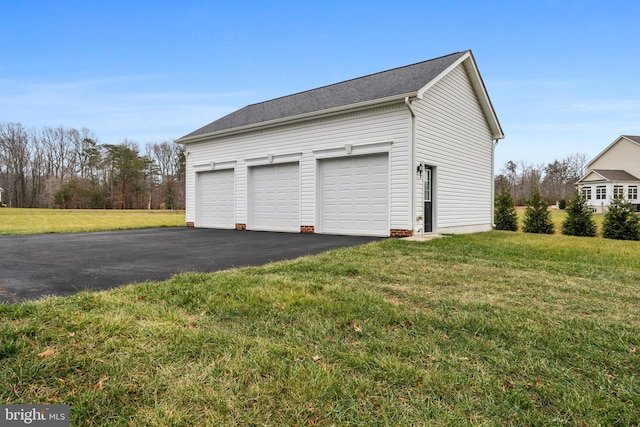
{"left": 581, "top": 187, "right": 592, "bottom": 200}
{"left": 614, "top": 185, "right": 624, "bottom": 199}
{"left": 596, "top": 186, "right": 607, "bottom": 200}
{"left": 629, "top": 186, "right": 638, "bottom": 200}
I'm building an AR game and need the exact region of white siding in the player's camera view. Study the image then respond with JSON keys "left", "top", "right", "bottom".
{"left": 413, "top": 63, "right": 494, "bottom": 233}
{"left": 184, "top": 104, "right": 410, "bottom": 234}
{"left": 590, "top": 138, "right": 640, "bottom": 179}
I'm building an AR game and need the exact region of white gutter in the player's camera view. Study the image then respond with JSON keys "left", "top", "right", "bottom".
{"left": 405, "top": 97, "right": 416, "bottom": 235}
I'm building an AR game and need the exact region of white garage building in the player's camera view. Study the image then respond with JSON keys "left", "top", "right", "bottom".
{"left": 177, "top": 50, "right": 504, "bottom": 237}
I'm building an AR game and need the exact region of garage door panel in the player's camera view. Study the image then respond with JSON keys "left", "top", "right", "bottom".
{"left": 250, "top": 163, "right": 300, "bottom": 232}
{"left": 319, "top": 154, "right": 389, "bottom": 236}
{"left": 197, "top": 170, "right": 234, "bottom": 229}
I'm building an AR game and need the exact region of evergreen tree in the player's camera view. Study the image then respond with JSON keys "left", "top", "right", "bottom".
{"left": 602, "top": 197, "right": 640, "bottom": 241}
{"left": 558, "top": 199, "right": 567, "bottom": 210}
{"left": 561, "top": 193, "right": 596, "bottom": 237}
{"left": 494, "top": 185, "right": 518, "bottom": 231}
{"left": 523, "top": 186, "right": 554, "bottom": 234}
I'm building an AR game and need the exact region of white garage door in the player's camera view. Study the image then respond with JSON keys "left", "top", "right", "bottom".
{"left": 196, "top": 169, "right": 234, "bottom": 228}
{"left": 249, "top": 162, "right": 300, "bottom": 232}
{"left": 319, "top": 154, "right": 389, "bottom": 236}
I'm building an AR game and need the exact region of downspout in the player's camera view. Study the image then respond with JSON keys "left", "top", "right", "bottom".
{"left": 491, "top": 138, "right": 499, "bottom": 228}
{"left": 405, "top": 96, "right": 416, "bottom": 117}
{"left": 405, "top": 97, "right": 416, "bottom": 235}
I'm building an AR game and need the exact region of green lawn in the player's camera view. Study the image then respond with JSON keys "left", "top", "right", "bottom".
{"left": 0, "top": 208, "right": 185, "bottom": 235}
{"left": 1, "top": 230, "right": 638, "bottom": 426}
{"left": 0, "top": 207, "right": 596, "bottom": 236}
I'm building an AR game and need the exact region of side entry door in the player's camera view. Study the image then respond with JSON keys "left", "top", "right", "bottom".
{"left": 423, "top": 166, "right": 433, "bottom": 233}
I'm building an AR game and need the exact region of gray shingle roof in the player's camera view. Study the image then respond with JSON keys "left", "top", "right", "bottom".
{"left": 181, "top": 51, "right": 468, "bottom": 139}
{"left": 593, "top": 169, "right": 640, "bottom": 181}
{"left": 623, "top": 135, "right": 640, "bottom": 144}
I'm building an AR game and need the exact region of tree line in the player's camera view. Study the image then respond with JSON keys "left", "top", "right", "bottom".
{"left": 0, "top": 122, "right": 185, "bottom": 209}
{"left": 494, "top": 152, "right": 589, "bottom": 205}
{"left": 0, "top": 121, "right": 594, "bottom": 211}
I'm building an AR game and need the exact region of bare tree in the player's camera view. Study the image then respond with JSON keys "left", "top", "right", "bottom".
{"left": 147, "top": 140, "right": 185, "bottom": 209}
{"left": 0, "top": 122, "right": 31, "bottom": 207}
{"left": 1, "top": 122, "right": 186, "bottom": 209}
{"left": 498, "top": 152, "right": 590, "bottom": 206}
{"left": 29, "top": 134, "right": 48, "bottom": 207}
{"left": 41, "top": 127, "right": 72, "bottom": 183}
{"left": 564, "top": 152, "right": 589, "bottom": 181}
{"left": 542, "top": 160, "right": 570, "bottom": 203}
{"left": 498, "top": 160, "right": 544, "bottom": 204}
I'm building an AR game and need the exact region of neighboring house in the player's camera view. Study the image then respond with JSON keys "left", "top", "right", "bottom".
{"left": 177, "top": 50, "right": 504, "bottom": 237}
{"left": 576, "top": 135, "right": 640, "bottom": 213}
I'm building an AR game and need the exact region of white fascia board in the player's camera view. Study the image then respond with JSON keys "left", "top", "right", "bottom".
{"left": 176, "top": 93, "right": 414, "bottom": 144}
{"left": 463, "top": 54, "right": 505, "bottom": 140}
{"left": 416, "top": 51, "right": 505, "bottom": 141}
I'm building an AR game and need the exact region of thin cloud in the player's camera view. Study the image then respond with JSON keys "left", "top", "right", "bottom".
{"left": 550, "top": 99, "right": 640, "bottom": 114}
{"left": 0, "top": 75, "right": 253, "bottom": 143}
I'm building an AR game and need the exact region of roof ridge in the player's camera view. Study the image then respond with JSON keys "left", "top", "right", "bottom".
{"left": 244, "top": 51, "right": 468, "bottom": 108}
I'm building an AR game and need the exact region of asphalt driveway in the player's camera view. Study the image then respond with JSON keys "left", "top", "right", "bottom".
{"left": 0, "top": 228, "right": 381, "bottom": 303}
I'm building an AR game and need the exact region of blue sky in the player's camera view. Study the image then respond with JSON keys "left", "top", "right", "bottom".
{"left": 1, "top": 0, "right": 639, "bottom": 171}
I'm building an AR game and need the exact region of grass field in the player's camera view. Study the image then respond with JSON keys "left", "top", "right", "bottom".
{"left": 0, "top": 208, "right": 185, "bottom": 235}
{"left": 0, "top": 206, "right": 602, "bottom": 236}
{"left": 1, "top": 223, "right": 638, "bottom": 425}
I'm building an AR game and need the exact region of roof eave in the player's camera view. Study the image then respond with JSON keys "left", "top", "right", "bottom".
{"left": 176, "top": 93, "right": 415, "bottom": 144}
{"left": 576, "top": 168, "right": 640, "bottom": 184}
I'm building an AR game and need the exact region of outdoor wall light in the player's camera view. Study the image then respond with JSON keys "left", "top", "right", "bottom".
{"left": 416, "top": 163, "right": 424, "bottom": 177}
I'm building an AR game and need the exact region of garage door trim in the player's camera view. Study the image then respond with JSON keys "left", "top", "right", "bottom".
{"left": 245, "top": 152, "right": 302, "bottom": 167}
{"left": 313, "top": 141, "right": 392, "bottom": 159}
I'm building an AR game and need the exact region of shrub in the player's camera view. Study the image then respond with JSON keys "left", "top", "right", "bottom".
{"left": 53, "top": 185, "right": 74, "bottom": 209}
{"left": 558, "top": 199, "right": 566, "bottom": 210}
{"left": 523, "top": 186, "right": 554, "bottom": 234}
{"left": 494, "top": 185, "right": 518, "bottom": 231}
{"left": 562, "top": 193, "right": 596, "bottom": 237}
{"left": 602, "top": 197, "right": 640, "bottom": 240}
